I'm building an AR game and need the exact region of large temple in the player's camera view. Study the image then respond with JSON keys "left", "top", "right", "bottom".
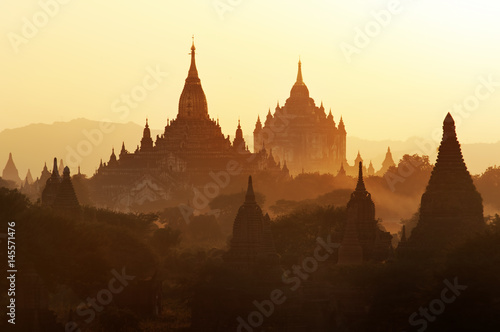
{"left": 91, "top": 40, "right": 288, "bottom": 210}
{"left": 400, "top": 113, "right": 485, "bottom": 257}
{"left": 253, "top": 60, "right": 347, "bottom": 175}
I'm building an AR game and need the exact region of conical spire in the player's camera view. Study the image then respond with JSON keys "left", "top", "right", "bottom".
{"left": 338, "top": 116, "right": 346, "bottom": 132}
{"left": 296, "top": 59, "right": 303, "bottom": 84}
{"left": 2, "top": 153, "right": 22, "bottom": 184}
{"left": 109, "top": 148, "right": 117, "bottom": 164}
{"left": 380, "top": 146, "right": 396, "bottom": 172}
{"left": 178, "top": 37, "right": 208, "bottom": 119}
{"left": 245, "top": 176, "right": 256, "bottom": 203}
{"left": 355, "top": 161, "right": 366, "bottom": 192}
{"left": 188, "top": 35, "right": 199, "bottom": 80}
{"left": 25, "top": 169, "right": 33, "bottom": 184}
{"left": 402, "top": 113, "right": 484, "bottom": 256}
{"left": 327, "top": 109, "right": 333, "bottom": 122}
{"left": 282, "top": 160, "right": 289, "bottom": 173}
{"left": 337, "top": 162, "right": 346, "bottom": 177}
{"left": 425, "top": 113, "right": 474, "bottom": 192}
{"left": 290, "top": 59, "right": 309, "bottom": 99}
{"left": 52, "top": 158, "right": 59, "bottom": 177}
{"left": 63, "top": 166, "right": 70, "bottom": 178}
{"left": 254, "top": 115, "right": 262, "bottom": 131}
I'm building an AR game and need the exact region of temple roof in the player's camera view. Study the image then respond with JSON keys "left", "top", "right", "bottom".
{"left": 178, "top": 37, "right": 209, "bottom": 120}
{"left": 425, "top": 113, "right": 476, "bottom": 192}
{"left": 2, "top": 152, "right": 21, "bottom": 184}
{"left": 355, "top": 161, "right": 366, "bottom": 192}
{"left": 289, "top": 59, "right": 310, "bottom": 100}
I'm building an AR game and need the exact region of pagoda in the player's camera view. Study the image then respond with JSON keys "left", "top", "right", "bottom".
{"left": 404, "top": 113, "right": 484, "bottom": 256}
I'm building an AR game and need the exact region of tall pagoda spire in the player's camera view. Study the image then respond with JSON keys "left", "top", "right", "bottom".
{"left": 225, "top": 176, "right": 278, "bottom": 266}
{"left": 51, "top": 157, "right": 60, "bottom": 178}
{"left": 245, "top": 176, "right": 256, "bottom": 203}
{"left": 233, "top": 119, "right": 245, "bottom": 150}
{"left": 402, "top": 113, "right": 484, "bottom": 257}
{"left": 355, "top": 161, "right": 366, "bottom": 192}
{"left": 42, "top": 157, "right": 62, "bottom": 207}
{"left": 290, "top": 58, "right": 309, "bottom": 99}
{"left": 2, "top": 153, "right": 22, "bottom": 185}
{"left": 342, "top": 158, "right": 392, "bottom": 261}
{"left": 188, "top": 35, "right": 199, "bottom": 80}
{"left": 53, "top": 166, "right": 80, "bottom": 214}
{"left": 296, "top": 58, "right": 304, "bottom": 84}
{"left": 426, "top": 113, "right": 476, "bottom": 193}
{"left": 178, "top": 36, "right": 208, "bottom": 120}
{"left": 141, "top": 118, "right": 153, "bottom": 151}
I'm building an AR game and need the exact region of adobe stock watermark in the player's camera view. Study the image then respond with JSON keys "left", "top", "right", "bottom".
{"left": 65, "top": 267, "right": 135, "bottom": 332}
{"left": 384, "top": 74, "right": 499, "bottom": 191}
{"left": 404, "top": 277, "right": 467, "bottom": 332}
{"left": 212, "top": 0, "right": 244, "bottom": 20}
{"left": 7, "top": 0, "right": 73, "bottom": 54}
{"left": 340, "top": 0, "right": 417, "bottom": 64}
{"left": 65, "top": 65, "right": 167, "bottom": 169}
{"left": 237, "top": 236, "right": 340, "bottom": 331}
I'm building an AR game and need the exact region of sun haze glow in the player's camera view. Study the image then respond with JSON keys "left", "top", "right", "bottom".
{"left": 1, "top": 0, "right": 500, "bottom": 148}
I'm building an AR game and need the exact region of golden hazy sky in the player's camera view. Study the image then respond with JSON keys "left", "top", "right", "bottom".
{"left": 1, "top": 0, "right": 500, "bottom": 144}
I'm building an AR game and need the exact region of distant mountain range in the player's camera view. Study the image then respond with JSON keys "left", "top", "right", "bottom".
{"left": 0, "top": 118, "right": 497, "bottom": 180}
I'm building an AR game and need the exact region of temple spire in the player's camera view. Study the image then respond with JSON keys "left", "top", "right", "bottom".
{"left": 296, "top": 58, "right": 303, "bottom": 84}
{"left": 52, "top": 158, "right": 59, "bottom": 177}
{"left": 245, "top": 176, "right": 256, "bottom": 203}
{"left": 443, "top": 112, "right": 457, "bottom": 142}
{"left": 355, "top": 161, "right": 366, "bottom": 192}
{"left": 187, "top": 35, "right": 199, "bottom": 80}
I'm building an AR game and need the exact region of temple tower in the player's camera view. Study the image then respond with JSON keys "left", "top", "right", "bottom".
{"left": 253, "top": 116, "right": 262, "bottom": 153}
{"left": 53, "top": 166, "right": 80, "bottom": 214}
{"left": 347, "top": 162, "right": 376, "bottom": 259}
{"left": 177, "top": 37, "right": 208, "bottom": 120}
{"left": 225, "top": 176, "right": 278, "bottom": 266}
{"left": 253, "top": 60, "right": 346, "bottom": 174}
{"left": 140, "top": 119, "right": 154, "bottom": 152}
{"left": 41, "top": 158, "right": 61, "bottom": 207}
{"left": 377, "top": 146, "right": 396, "bottom": 176}
{"left": 233, "top": 119, "right": 246, "bottom": 151}
{"left": 2, "top": 153, "right": 22, "bottom": 185}
{"left": 406, "top": 113, "right": 484, "bottom": 255}
{"left": 341, "top": 162, "right": 392, "bottom": 261}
